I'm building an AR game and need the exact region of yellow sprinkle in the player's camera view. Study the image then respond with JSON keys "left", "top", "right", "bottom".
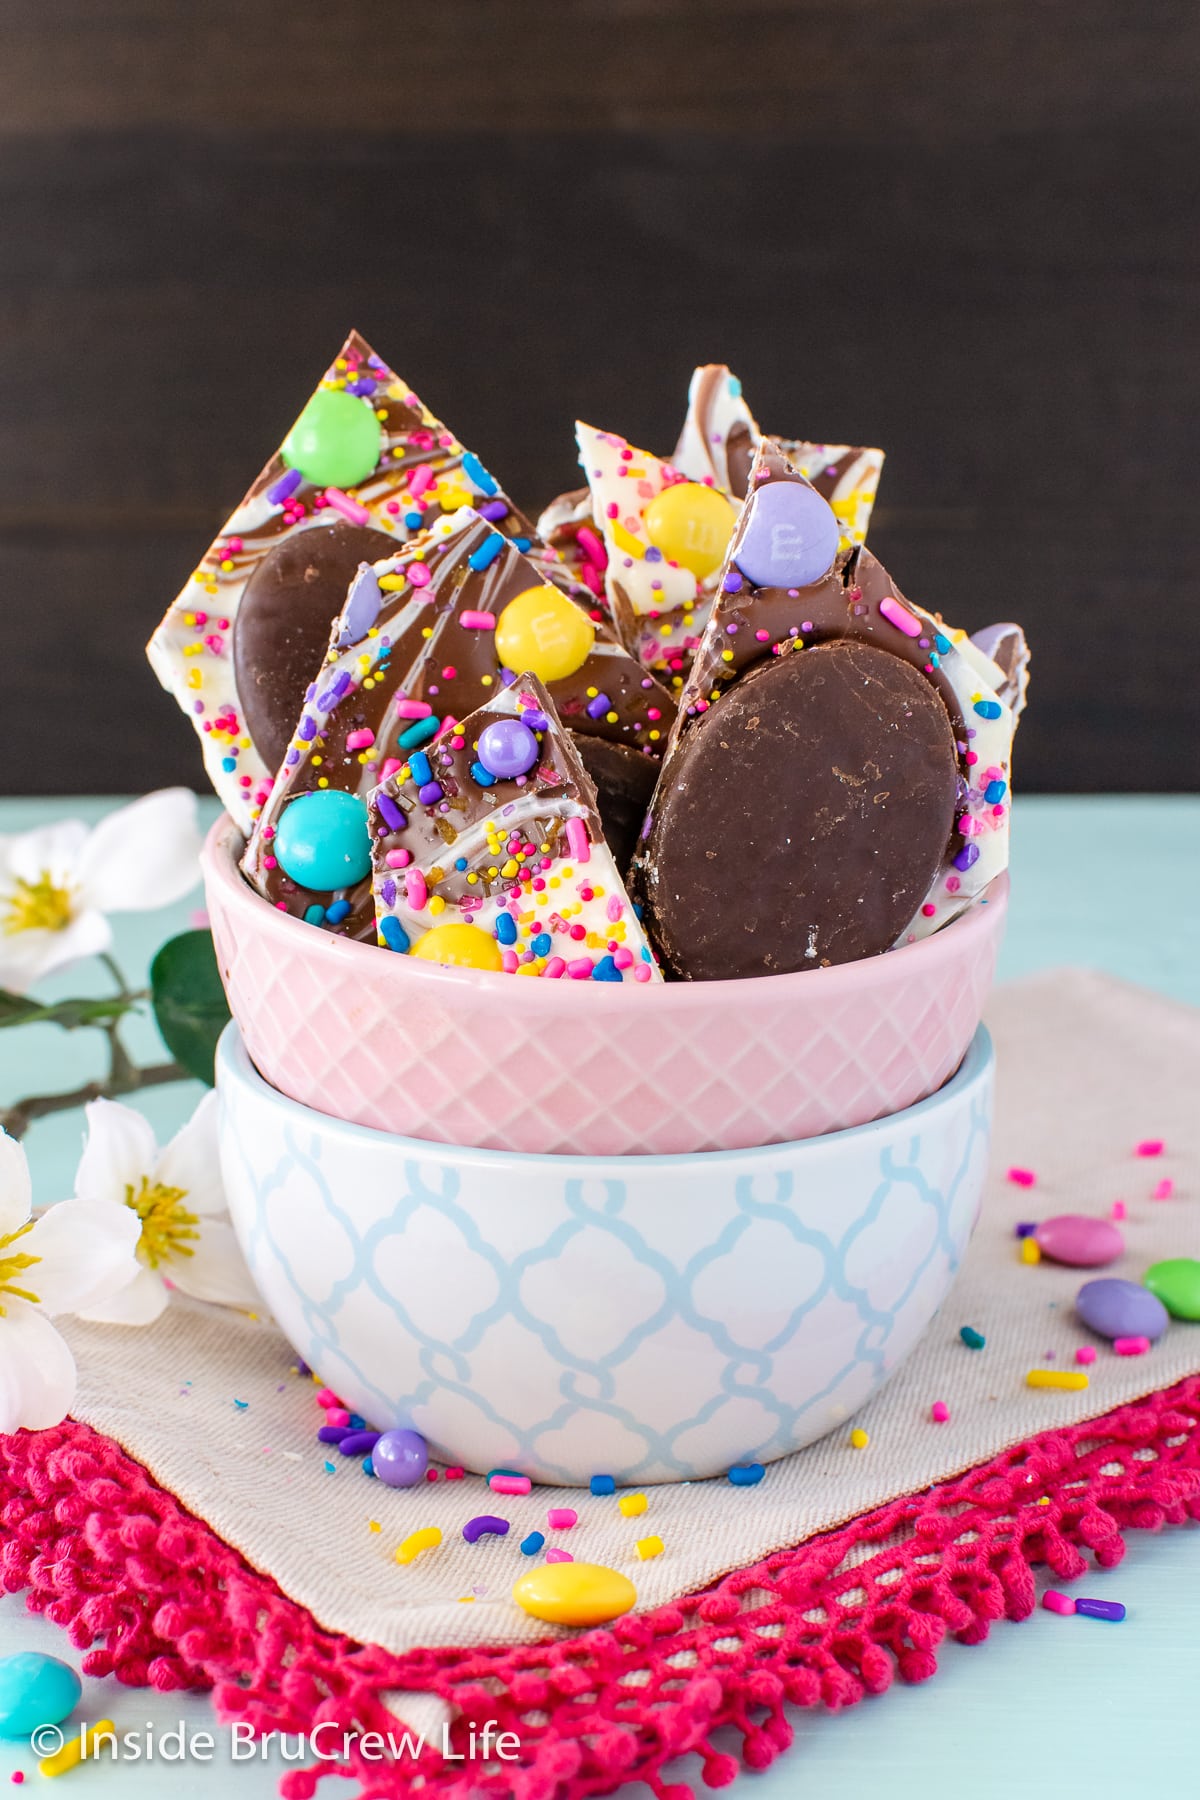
{"left": 41, "top": 1721, "right": 116, "bottom": 1777}
{"left": 850, "top": 1428, "right": 869, "bottom": 1449}
{"left": 500, "top": 859, "right": 519, "bottom": 879}
{"left": 317, "top": 777, "right": 329, "bottom": 788}
{"left": 428, "top": 895, "right": 446, "bottom": 916}
{"left": 368, "top": 1520, "right": 381, "bottom": 1532}
{"left": 636, "top": 1535, "right": 664, "bottom": 1560}
{"left": 618, "top": 1492, "right": 648, "bottom": 1517}
{"left": 396, "top": 1526, "right": 442, "bottom": 1565}
{"left": 1021, "top": 1237, "right": 1041, "bottom": 1264}
{"left": 1026, "top": 1369, "right": 1089, "bottom": 1391}
{"left": 481, "top": 674, "right": 493, "bottom": 686}
{"left": 378, "top": 573, "right": 407, "bottom": 590}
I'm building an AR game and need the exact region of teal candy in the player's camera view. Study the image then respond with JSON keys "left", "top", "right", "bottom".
{"left": 0, "top": 1652, "right": 82, "bottom": 1739}
{"left": 280, "top": 387, "right": 383, "bottom": 489}
{"left": 274, "top": 791, "right": 372, "bottom": 891}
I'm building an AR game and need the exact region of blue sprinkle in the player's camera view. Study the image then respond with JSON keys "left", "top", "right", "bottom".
{"left": 591, "top": 955, "right": 622, "bottom": 983}
{"left": 233, "top": 1398, "right": 249, "bottom": 1410}
{"left": 495, "top": 912, "right": 518, "bottom": 946}
{"left": 590, "top": 1474, "right": 615, "bottom": 1496}
{"left": 960, "top": 1325, "right": 986, "bottom": 1349}
{"left": 408, "top": 750, "right": 433, "bottom": 786}
{"left": 461, "top": 451, "right": 498, "bottom": 496}
{"left": 728, "top": 1463, "right": 765, "bottom": 1487}
{"left": 470, "top": 761, "right": 496, "bottom": 787}
{"left": 973, "top": 699, "right": 1002, "bottom": 720}
{"left": 325, "top": 900, "right": 352, "bottom": 925}
{"left": 399, "top": 715, "right": 441, "bottom": 750}
{"left": 531, "top": 932, "right": 552, "bottom": 956}
{"left": 363, "top": 1456, "right": 376, "bottom": 1477}
{"left": 455, "top": 857, "right": 468, "bottom": 871}
{"left": 324, "top": 1461, "right": 336, "bottom": 1474}
{"left": 348, "top": 1414, "right": 366, "bottom": 1429}
{"left": 520, "top": 1531, "right": 545, "bottom": 1556}
{"left": 404, "top": 511, "right": 424, "bottom": 529}
{"left": 935, "top": 633, "right": 952, "bottom": 654}
{"left": 304, "top": 904, "right": 326, "bottom": 926}
{"left": 640, "top": 945, "right": 652, "bottom": 961}
{"left": 512, "top": 536, "right": 531, "bottom": 552}
{"left": 379, "top": 915, "right": 410, "bottom": 954}
{"left": 728, "top": 375, "right": 742, "bottom": 397}
{"left": 984, "top": 779, "right": 1007, "bottom": 803}
{"left": 468, "top": 531, "right": 506, "bottom": 572}
{"left": 221, "top": 756, "right": 237, "bottom": 773}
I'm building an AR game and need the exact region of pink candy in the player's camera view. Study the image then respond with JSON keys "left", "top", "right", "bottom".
{"left": 1075, "top": 1345, "right": 1097, "bottom": 1365}
{"left": 490, "top": 1474, "right": 532, "bottom": 1496}
{"left": 879, "top": 595, "right": 922, "bottom": 637}
{"left": 547, "top": 1508, "right": 577, "bottom": 1530}
{"left": 1152, "top": 1178, "right": 1174, "bottom": 1200}
{"left": 931, "top": 1401, "right": 950, "bottom": 1423}
{"left": 1006, "top": 1167, "right": 1037, "bottom": 1188}
{"left": 545, "top": 1548, "right": 573, "bottom": 1564}
{"left": 345, "top": 728, "right": 375, "bottom": 751}
{"left": 459, "top": 611, "right": 496, "bottom": 630}
{"left": 395, "top": 699, "right": 433, "bottom": 720}
{"left": 324, "top": 487, "right": 370, "bottom": 526}
{"left": 1043, "top": 1590, "right": 1076, "bottom": 1615}
{"left": 1113, "top": 1335, "right": 1151, "bottom": 1356}
{"left": 566, "top": 817, "right": 590, "bottom": 864}
{"left": 1135, "top": 1140, "right": 1164, "bottom": 1157}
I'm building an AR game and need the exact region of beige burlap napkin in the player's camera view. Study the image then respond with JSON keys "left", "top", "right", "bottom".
{"left": 61, "top": 969, "right": 1200, "bottom": 1657}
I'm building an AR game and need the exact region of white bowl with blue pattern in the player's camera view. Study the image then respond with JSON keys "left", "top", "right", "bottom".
{"left": 217, "top": 1022, "right": 994, "bottom": 1484}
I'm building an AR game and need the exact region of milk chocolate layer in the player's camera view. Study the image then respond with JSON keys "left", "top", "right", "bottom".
{"left": 642, "top": 641, "right": 960, "bottom": 981}
{"left": 572, "top": 734, "right": 660, "bottom": 874}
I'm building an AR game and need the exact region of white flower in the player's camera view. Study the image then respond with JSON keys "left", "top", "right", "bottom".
{"left": 0, "top": 1127, "right": 143, "bottom": 1433}
{"left": 0, "top": 789, "right": 203, "bottom": 995}
{"left": 72, "top": 1093, "right": 260, "bottom": 1325}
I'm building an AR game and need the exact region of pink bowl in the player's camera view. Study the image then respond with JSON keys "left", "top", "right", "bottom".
{"left": 202, "top": 814, "right": 1007, "bottom": 1156}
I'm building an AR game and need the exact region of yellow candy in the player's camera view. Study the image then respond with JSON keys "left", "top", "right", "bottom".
{"left": 396, "top": 1526, "right": 442, "bottom": 1565}
{"left": 643, "top": 482, "right": 737, "bottom": 579}
{"left": 494, "top": 585, "right": 596, "bottom": 684}
{"left": 40, "top": 1721, "right": 116, "bottom": 1778}
{"left": 512, "top": 1560, "right": 637, "bottom": 1627}
{"left": 410, "top": 923, "right": 504, "bottom": 971}
{"left": 618, "top": 1491, "right": 647, "bottom": 1517}
{"left": 636, "top": 1535, "right": 664, "bottom": 1560}
{"left": 850, "top": 1428, "right": 869, "bottom": 1449}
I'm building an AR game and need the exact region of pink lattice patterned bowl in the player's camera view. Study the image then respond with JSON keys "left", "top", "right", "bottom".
{"left": 202, "top": 814, "right": 1007, "bottom": 1157}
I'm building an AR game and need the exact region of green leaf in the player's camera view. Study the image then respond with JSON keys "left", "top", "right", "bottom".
{"left": 149, "top": 931, "right": 231, "bottom": 1086}
{"left": 0, "top": 988, "right": 139, "bottom": 1031}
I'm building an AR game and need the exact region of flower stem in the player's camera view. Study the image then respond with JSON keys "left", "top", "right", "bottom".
{"left": 0, "top": 1060, "right": 189, "bottom": 1141}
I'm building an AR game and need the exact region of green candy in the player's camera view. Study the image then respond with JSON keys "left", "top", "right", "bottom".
{"left": 1143, "top": 1257, "right": 1200, "bottom": 1321}
{"left": 281, "top": 387, "right": 383, "bottom": 489}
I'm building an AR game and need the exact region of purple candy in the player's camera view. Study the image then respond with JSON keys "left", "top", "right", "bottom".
{"left": 376, "top": 792, "right": 407, "bottom": 832}
{"left": 338, "top": 1429, "right": 381, "bottom": 1456}
{"left": 266, "top": 467, "right": 304, "bottom": 504}
{"left": 734, "top": 478, "right": 840, "bottom": 589}
{"left": 462, "top": 1514, "right": 510, "bottom": 1543}
{"left": 317, "top": 1424, "right": 350, "bottom": 1444}
{"left": 372, "top": 1427, "right": 428, "bottom": 1488}
{"left": 477, "top": 718, "right": 538, "bottom": 779}
{"left": 953, "top": 841, "right": 981, "bottom": 872}
{"left": 338, "top": 564, "right": 383, "bottom": 644}
{"left": 417, "top": 781, "right": 444, "bottom": 805}
{"left": 1075, "top": 1278, "right": 1169, "bottom": 1342}
{"left": 585, "top": 693, "right": 611, "bottom": 720}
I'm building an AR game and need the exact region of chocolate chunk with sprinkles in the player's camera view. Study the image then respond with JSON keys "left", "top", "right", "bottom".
{"left": 641, "top": 641, "right": 960, "bottom": 980}
{"left": 572, "top": 736, "right": 661, "bottom": 874}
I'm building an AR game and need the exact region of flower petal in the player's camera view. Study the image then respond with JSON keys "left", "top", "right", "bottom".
{"left": 0, "top": 820, "right": 88, "bottom": 889}
{"left": 168, "top": 1220, "right": 262, "bottom": 1309}
{"left": 0, "top": 1127, "right": 32, "bottom": 1237}
{"left": 74, "top": 1098, "right": 158, "bottom": 1205}
{"left": 0, "top": 908, "right": 112, "bottom": 996}
{"left": 76, "top": 789, "right": 203, "bottom": 914}
{"left": 76, "top": 1264, "right": 169, "bottom": 1327}
{"left": 155, "top": 1091, "right": 225, "bottom": 1216}
{"left": 0, "top": 1303, "right": 78, "bottom": 1432}
{"left": 23, "top": 1198, "right": 142, "bottom": 1317}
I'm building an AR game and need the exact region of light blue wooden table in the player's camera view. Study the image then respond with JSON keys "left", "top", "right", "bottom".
{"left": 2, "top": 795, "right": 1197, "bottom": 1797}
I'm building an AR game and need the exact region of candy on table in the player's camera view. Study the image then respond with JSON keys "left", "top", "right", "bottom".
{"left": 395, "top": 1526, "right": 441, "bottom": 1565}
{"left": 0, "top": 1653, "right": 81, "bottom": 1740}
{"left": 959, "top": 1325, "right": 986, "bottom": 1349}
{"left": 636, "top": 1535, "right": 664, "bottom": 1560}
{"left": 590, "top": 1474, "right": 616, "bottom": 1495}
{"left": 1142, "top": 1257, "right": 1200, "bottom": 1320}
{"left": 1075, "top": 1597, "right": 1126, "bottom": 1622}
{"left": 930, "top": 1400, "right": 950, "bottom": 1423}
{"left": 1074, "top": 1278, "right": 1169, "bottom": 1342}
{"left": 546, "top": 1507, "right": 577, "bottom": 1529}
{"left": 462, "top": 1515, "right": 510, "bottom": 1543}
{"left": 728, "top": 1463, "right": 765, "bottom": 1486}
{"left": 1035, "top": 1214, "right": 1125, "bottom": 1268}
{"left": 242, "top": 507, "right": 674, "bottom": 934}
{"left": 367, "top": 674, "right": 661, "bottom": 984}
{"left": 644, "top": 437, "right": 1016, "bottom": 951}
{"left": 545, "top": 1547, "right": 574, "bottom": 1564}
{"left": 370, "top": 1428, "right": 428, "bottom": 1489}
{"left": 618, "top": 1492, "right": 648, "bottom": 1517}
{"left": 512, "top": 1561, "right": 637, "bottom": 1626}
{"left": 520, "top": 1531, "right": 546, "bottom": 1556}
{"left": 146, "top": 330, "right": 581, "bottom": 832}
{"left": 1026, "top": 1369, "right": 1089, "bottom": 1391}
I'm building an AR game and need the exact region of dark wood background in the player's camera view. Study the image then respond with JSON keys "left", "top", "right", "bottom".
{"left": 3, "top": 0, "right": 1197, "bottom": 794}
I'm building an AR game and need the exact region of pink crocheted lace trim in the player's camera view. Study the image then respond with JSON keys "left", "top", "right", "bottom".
{"left": 4, "top": 1376, "right": 1200, "bottom": 1800}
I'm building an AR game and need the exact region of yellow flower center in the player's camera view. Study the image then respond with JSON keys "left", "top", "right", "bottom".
{"left": 2, "top": 871, "right": 75, "bottom": 936}
{"left": 0, "top": 1220, "right": 42, "bottom": 1314}
{"left": 125, "top": 1177, "right": 200, "bottom": 1269}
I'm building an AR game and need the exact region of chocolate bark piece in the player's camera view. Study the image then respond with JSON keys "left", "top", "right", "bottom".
{"left": 368, "top": 675, "right": 660, "bottom": 983}
{"left": 535, "top": 485, "right": 611, "bottom": 610}
{"left": 572, "top": 735, "right": 660, "bottom": 875}
{"left": 242, "top": 507, "right": 673, "bottom": 939}
{"left": 147, "top": 328, "right": 582, "bottom": 831}
{"left": 233, "top": 520, "right": 396, "bottom": 775}
{"left": 641, "top": 642, "right": 960, "bottom": 981}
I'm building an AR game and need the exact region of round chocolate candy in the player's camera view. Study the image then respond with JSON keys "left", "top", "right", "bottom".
{"left": 1142, "top": 1257, "right": 1200, "bottom": 1320}
{"left": 274, "top": 790, "right": 372, "bottom": 891}
{"left": 494, "top": 585, "right": 595, "bottom": 685}
{"left": 1074, "top": 1278, "right": 1169, "bottom": 1341}
{"left": 572, "top": 734, "right": 659, "bottom": 874}
{"left": 1035, "top": 1214, "right": 1124, "bottom": 1268}
{"left": 233, "top": 522, "right": 395, "bottom": 774}
{"left": 281, "top": 387, "right": 383, "bottom": 489}
{"left": 642, "top": 641, "right": 959, "bottom": 980}
{"left": 643, "top": 482, "right": 738, "bottom": 580}
{"left": 477, "top": 717, "right": 539, "bottom": 779}
{"left": 734, "top": 478, "right": 841, "bottom": 589}
{"left": 371, "top": 1428, "right": 429, "bottom": 1489}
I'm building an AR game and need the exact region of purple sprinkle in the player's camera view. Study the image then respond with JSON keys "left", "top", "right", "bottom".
{"left": 377, "top": 793, "right": 407, "bottom": 832}
{"left": 723, "top": 569, "right": 743, "bottom": 593}
{"left": 644, "top": 546, "right": 663, "bottom": 563}
{"left": 953, "top": 841, "right": 981, "bottom": 872}
{"left": 418, "top": 781, "right": 444, "bottom": 805}
{"left": 499, "top": 667, "right": 517, "bottom": 686}
{"left": 333, "top": 672, "right": 353, "bottom": 696}
{"left": 381, "top": 878, "right": 396, "bottom": 907}
{"left": 462, "top": 1514, "right": 510, "bottom": 1544}
{"left": 478, "top": 500, "right": 509, "bottom": 522}
{"left": 318, "top": 1424, "right": 351, "bottom": 1445}
{"left": 586, "top": 693, "right": 611, "bottom": 719}
{"left": 267, "top": 468, "right": 303, "bottom": 504}
{"left": 285, "top": 749, "right": 300, "bottom": 766}
{"left": 338, "top": 1430, "right": 381, "bottom": 1456}
{"left": 316, "top": 688, "right": 339, "bottom": 711}
{"left": 522, "top": 710, "right": 550, "bottom": 730}
{"left": 346, "top": 376, "right": 377, "bottom": 397}
{"left": 299, "top": 716, "right": 317, "bottom": 741}
{"left": 1015, "top": 1221, "right": 1038, "bottom": 1238}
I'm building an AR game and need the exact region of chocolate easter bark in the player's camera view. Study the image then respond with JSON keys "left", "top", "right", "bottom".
{"left": 242, "top": 507, "right": 673, "bottom": 936}
{"left": 368, "top": 676, "right": 660, "bottom": 983}
{"left": 146, "top": 329, "right": 579, "bottom": 830}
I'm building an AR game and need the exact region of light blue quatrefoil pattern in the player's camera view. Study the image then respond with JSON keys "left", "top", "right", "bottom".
{"left": 217, "top": 1025, "right": 994, "bottom": 1484}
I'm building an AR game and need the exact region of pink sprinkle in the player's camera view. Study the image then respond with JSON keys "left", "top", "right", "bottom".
{"left": 445, "top": 1466, "right": 465, "bottom": 1480}
{"left": 545, "top": 1548, "right": 573, "bottom": 1564}
{"left": 385, "top": 848, "right": 412, "bottom": 869}
{"left": 409, "top": 563, "right": 432, "bottom": 588}
{"left": 543, "top": 957, "right": 566, "bottom": 979}
{"left": 346, "top": 727, "right": 375, "bottom": 751}
{"left": 316, "top": 1389, "right": 342, "bottom": 1409}
{"left": 566, "top": 816, "right": 590, "bottom": 864}
{"left": 568, "top": 957, "right": 594, "bottom": 979}
{"left": 614, "top": 947, "right": 634, "bottom": 969}
{"left": 490, "top": 1474, "right": 531, "bottom": 1495}
{"left": 606, "top": 894, "right": 623, "bottom": 922}
{"left": 1043, "top": 1590, "right": 1076, "bottom": 1615}
{"left": 425, "top": 1468, "right": 439, "bottom": 1481}
{"left": 879, "top": 595, "right": 922, "bottom": 637}
{"left": 931, "top": 1401, "right": 950, "bottom": 1423}
{"left": 633, "top": 963, "right": 652, "bottom": 982}
{"left": 921, "top": 903, "right": 937, "bottom": 917}
{"left": 501, "top": 950, "right": 519, "bottom": 973}
{"left": 1152, "top": 1178, "right": 1174, "bottom": 1200}
{"left": 1110, "top": 1200, "right": 1126, "bottom": 1221}
{"left": 395, "top": 699, "right": 433, "bottom": 719}
{"left": 1006, "top": 1167, "right": 1037, "bottom": 1188}
{"left": 460, "top": 610, "right": 496, "bottom": 630}
{"left": 1113, "top": 1335, "right": 1151, "bottom": 1356}
{"left": 1136, "top": 1139, "right": 1164, "bottom": 1157}
{"left": 406, "top": 869, "right": 428, "bottom": 910}
{"left": 327, "top": 1409, "right": 350, "bottom": 1428}
{"left": 324, "top": 486, "right": 371, "bottom": 526}
{"left": 1075, "top": 1345, "right": 1097, "bottom": 1365}
{"left": 380, "top": 757, "right": 403, "bottom": 779}
{"left": 408, "top": 464, "right": 435, "bottom": 497}
{"left": 547, "top": 1507, "right": 577, "bottom": 1529}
